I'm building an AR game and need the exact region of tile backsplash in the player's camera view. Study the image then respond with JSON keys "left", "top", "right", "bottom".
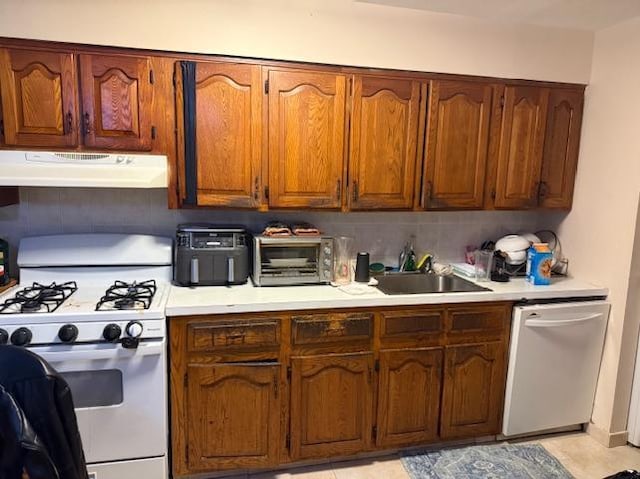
{"left": 0, "top": 188, "right": 560, "bottom": 274}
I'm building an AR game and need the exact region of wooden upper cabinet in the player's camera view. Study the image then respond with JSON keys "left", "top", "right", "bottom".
{"left": 267, "top": 69, "right": 347, "bottom": 209}
{"left": 424, "top": 80, "right": 493, "bottom": 209}
{"left": 539, "top": 88, "right": 584, "bottom": 209}
{"left": 79, "top": 54, "right": 153, "bottom": 150}
{"left": 376, "top": 348, "right": 442, "bottom": 448}
{"left": 440, "top": 342, "right": 506, "bottom": 439}
{"left": 348, "top": 76, "right": 421, "bottom": 210}
{"left": 289, "top": 352, "right": 373, "bottom": 459}
{"left": 177, "top": 62, "right": 262, "bottom": 207}
{"left": 0, "top": 48, "right": 77, "bottom": 147}
{"left": 186, "top": 363, "right": 280, "bottom": 471}
{"left": 493, "top": 86, "right": 549, "bottom": 209}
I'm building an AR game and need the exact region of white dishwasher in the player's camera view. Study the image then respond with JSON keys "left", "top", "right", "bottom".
{"left": 502, "top": 300, "right": 610, "bottom": 437}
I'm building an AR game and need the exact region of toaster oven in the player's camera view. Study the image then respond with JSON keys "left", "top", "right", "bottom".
{"left": 253, "top": 236, "right": 334, "bottom": 286}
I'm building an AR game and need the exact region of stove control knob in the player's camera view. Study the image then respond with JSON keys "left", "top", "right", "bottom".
{"left": 0, "top": 329, "right": 8, "bottom": 345}
{"left": 58, "top": 324, "right": 78, "bottom": 343}
{"left": 11, "top": 327, "right": 32, "bottom": 347}
{"left": 125, "top": 321, "right": 143, "bottom": 339}
{"left": 103, "top": 324, "right": 121, "bottom": 342}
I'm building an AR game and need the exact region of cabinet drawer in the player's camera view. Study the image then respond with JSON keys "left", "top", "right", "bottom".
{"left": 380, "top": 309, "right": 444, "bottom": 346}
{"left": 188, "top": 320, "right": 280, "bottom": 352}
{"left": 291, "top": 313, "right": 373, "bottom": 345}
{"left": 445, "top": 305, "right": 509, "bottom": 343}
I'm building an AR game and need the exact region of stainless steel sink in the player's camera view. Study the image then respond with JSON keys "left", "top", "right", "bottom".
{"left": 374, "top": 272, "right": 491, "bottom": 295}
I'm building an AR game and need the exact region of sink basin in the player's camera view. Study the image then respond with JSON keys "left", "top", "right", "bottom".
{"left": 374, "top": 272, "right": 491, "bottom": 295}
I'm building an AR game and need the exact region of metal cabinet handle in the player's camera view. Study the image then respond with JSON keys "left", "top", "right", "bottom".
{"left": 538, "top": 181, "right": 548, "bottom": 201}
{"left": 64, "top": 111, "right": 73, "bottom": 134}
{"left": 336, "top": 179, "right": 341, "bottom": 200}
{"left": 83, "top": 112, "right": 91, "bottom": 135}
{"left": 352, "top": 181, "right": 359, "bottom": 202}
{"left": 254, "top": 176, "right": 259, "bottom": 201}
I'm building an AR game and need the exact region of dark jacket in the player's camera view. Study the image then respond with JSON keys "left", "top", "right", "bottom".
{"left": 0, "top": 346, "right": 88, "bottom": 479}
{"left": 0, "top": 384, "right": 59, "bottom": 479}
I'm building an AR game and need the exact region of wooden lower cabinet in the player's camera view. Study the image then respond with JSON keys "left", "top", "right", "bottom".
{"left": 440, "top": 342, "right": 506, "bottom": 439}
{"left": 289, "top": 352, "right": 374, "bottom": 460}
{"left": 185, "top": 362, "right": 281, "bottom": 471}
{"left": 170, "top": 303, "right": 511, "bottom": 477}
{"left": 376, "top": 348, "right": 442, "bottom": 447}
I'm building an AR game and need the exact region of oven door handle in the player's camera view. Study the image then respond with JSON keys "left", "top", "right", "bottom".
{"left": 32, "top": 341, "right": 164, "bottom": 363}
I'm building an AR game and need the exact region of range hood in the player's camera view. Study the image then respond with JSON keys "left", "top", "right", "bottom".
{"left": 0, "top": 150, "right": 168, "bottom": 188}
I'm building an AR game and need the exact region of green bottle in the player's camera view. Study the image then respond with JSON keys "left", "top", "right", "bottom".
{"left": 0, "top": 238, "right": 8, "bottom": 286}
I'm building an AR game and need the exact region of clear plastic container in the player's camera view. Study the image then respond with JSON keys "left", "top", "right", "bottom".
{"left": 474, "top": 250, "right": 493, "bottom": 282}
{"left": 333, "top": 236, "right": 354, "bottom": 285}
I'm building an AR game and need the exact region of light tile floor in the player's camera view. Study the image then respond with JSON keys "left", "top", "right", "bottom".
{"left": 234, "top": 433, "right": 640, "bottom": 479}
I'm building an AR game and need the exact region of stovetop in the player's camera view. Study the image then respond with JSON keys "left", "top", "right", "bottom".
{"left": 0, "top": 279, "right": 169, "bottom": 325}
{"left": 0, "top": 281, "right": 78, "bottom": 314}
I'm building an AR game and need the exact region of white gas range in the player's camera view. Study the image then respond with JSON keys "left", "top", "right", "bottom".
{"left": 0, "top": 233, "right": 172, "bottom": 479}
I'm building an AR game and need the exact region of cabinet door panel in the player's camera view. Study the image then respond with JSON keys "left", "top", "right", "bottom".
{"left": 186, "top": 363, "right": 280, "bottom": 471}
{"left": 349, "top": 76, "right": 420, "bottom": 210}
{"left": 440, "top": 343, "right": 506, "bottom": 439}
{"left": 191, "top": 62, "right": 261, "bottom": 207}
{"left": 0, "top": 48, "right": 77, "bottom": 147}
{"left": 79, "top": 54, "right": 152, "bottom": 150}
{"left": 424, "top": 80, "right": 492, "bottom": 209}
{"left": 377, "top": 348, "right": 442, "bottom": 447}
{"left": 494, "top": 86, "right": 549, "bottom": 209}
{"left": 290, "top": 352, "right": 373, "bottom": 459}
{"left": 268, "top": 70, "right": 346, "bottom": 208}
{"left": 539, "top": 88, "right": 584, "bottom": 209}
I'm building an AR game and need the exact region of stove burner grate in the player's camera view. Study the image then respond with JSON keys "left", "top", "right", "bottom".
{"left": 96, "top": 280, "right": 157, "bottom": 311}
{"left": 0, "top": 281, "right": 78, "bottom": 314}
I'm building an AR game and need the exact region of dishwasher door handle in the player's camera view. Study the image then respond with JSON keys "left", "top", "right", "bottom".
{"left": 525, "top": 313, "right": 602, "bottom": 328}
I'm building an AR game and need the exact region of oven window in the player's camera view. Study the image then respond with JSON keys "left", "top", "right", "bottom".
{"left": 261, "top": 245, "right": 318, "bottom": 269}
{"left": 60, "top": 369, "right": 123, "bottom": 408}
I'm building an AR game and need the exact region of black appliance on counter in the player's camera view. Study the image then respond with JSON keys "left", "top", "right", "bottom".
{"left": 174, "top": 224, "right": 250, "bottom": 286}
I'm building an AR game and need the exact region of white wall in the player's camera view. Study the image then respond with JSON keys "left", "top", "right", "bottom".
{"left": 0, "top": 0, "right": 594, "bottom": 83}
{"left": 555, "top": 16, "right": 640, "bottom": 443}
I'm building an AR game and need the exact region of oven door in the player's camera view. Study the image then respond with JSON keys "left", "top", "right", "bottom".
{"left": 30, "top": 339, "right": 167, "bottom": 464}
{"left": 257, "top": 241, "right": 322, "bottom": 283}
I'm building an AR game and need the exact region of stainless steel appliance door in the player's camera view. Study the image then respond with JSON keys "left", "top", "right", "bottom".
{"left": 30, "top": 340, "right": 167, "bottom": 463}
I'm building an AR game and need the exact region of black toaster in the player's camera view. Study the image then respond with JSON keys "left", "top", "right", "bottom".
{"left": 174, "top": 224, "right": 250, "bottom": 286}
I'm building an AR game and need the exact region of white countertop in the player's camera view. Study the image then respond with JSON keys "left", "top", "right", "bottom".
{"left": 166, "top": 276, "right": 608, "bottom": 316}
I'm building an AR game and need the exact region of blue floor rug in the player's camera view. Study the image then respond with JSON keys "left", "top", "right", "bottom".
{"left": 401, "top": 443, "right": 573, "bottom": 479}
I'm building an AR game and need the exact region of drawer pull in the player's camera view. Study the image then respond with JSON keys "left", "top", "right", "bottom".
{"left": 325, "top": 323, "right": 346, "bottom": 336}
{"left": 225, "top": 332, "right": 246, "bottom": 345}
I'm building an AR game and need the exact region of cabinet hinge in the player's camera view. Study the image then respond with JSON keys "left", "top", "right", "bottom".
{"left": 286, "top": 434, "right": 291, "bottom": 450}
{"left": 372, "top": 426, "right": 377, "bottom": 441}
{"left": 149, "top": 69, "right": 155, "bottom": 84}
{"left": 374, "top": 359, "right": 380, "bottom": 372}
{"left": 264, "top": 186, "right": 270, "bottom": 200}
{"left": 264, "top": 79, "right": 269, "bottom": 94}
{"left": 151, "top": 126, "right": 157, "bottom": 140}
{"left": 286, "top": 366, "right": 291, "bottom": 381}
{"left": 184, "top": 373, "right": 188, "bottom": 388}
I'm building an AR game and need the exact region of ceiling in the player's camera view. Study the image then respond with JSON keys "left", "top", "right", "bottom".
{"left": 357, "top": 0, "right": 640, "bottom": 30}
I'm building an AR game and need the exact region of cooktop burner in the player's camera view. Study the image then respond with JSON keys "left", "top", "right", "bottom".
{"left": 0, "top": 281, "right": 78, "bottom": 314}
{"left": 96, "top": 280, "right": 157, "bottom": 311}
